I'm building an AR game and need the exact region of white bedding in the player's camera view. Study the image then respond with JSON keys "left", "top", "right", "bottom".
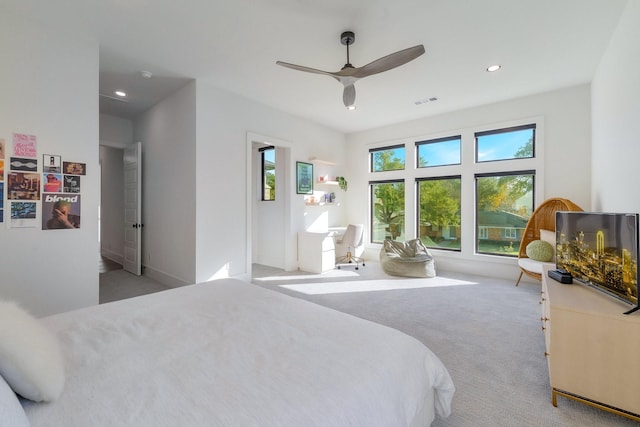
{"left": 22, "top": 278, "right": 454, "bottom": 426}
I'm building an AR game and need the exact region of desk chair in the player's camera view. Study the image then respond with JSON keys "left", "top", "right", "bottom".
{"left": 335, "top": 224, "right": 365, "bottom": 270}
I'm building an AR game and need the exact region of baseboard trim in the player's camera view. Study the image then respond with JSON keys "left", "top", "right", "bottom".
{"left": 143, "top": 265, "right": 191, "bottom": 288}
{"left": 100, "top": 249, "right": 123, "bottom": 265}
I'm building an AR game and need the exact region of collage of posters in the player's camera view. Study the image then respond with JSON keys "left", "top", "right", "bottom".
{"left": 1, "top": 132, "right": 85, "bottom": 230}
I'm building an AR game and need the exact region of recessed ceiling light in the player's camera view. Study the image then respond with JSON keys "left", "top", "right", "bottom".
{"left": 114, "top": 90, "right": 127, "bottom": 97}
{"left": 486, "top": 64, "right": 502, "bottom": 72}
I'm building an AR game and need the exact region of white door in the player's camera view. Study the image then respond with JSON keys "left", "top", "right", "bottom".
{"left": 123, "top": 142, "right": 142, "bottom": 275}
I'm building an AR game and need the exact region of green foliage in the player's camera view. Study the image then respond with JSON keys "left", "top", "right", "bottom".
{"left": 373, "top": 150, "right": 404, "bottom": 172}
{"left": 419, "top": 179, "right": 461, "bottom": 227}
{"left": 373, "top": 182, "right": 405, "bottom": 228}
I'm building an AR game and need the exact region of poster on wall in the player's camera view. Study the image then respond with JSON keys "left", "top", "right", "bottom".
{"left": 12, "top": 133, "right": 37, "bottom": 158}
{"left": 63, "top": 161, "right": 86, "bottom": 176}
{"left": 42, "top": 193, "right": 81, "bottom": 230}
{"left": 10, "top": 201, "right": 37, "bottom": 228}
{"left": 43, "top": 154, "right": 62, "bottom": 173}
{"left": 0, "top": 138, "right": 5, "bottom": 159}
{"left": 9, "top": 157, "right": 37, "bottom": 172}
{"left": 0, "top": 183, "right": 3, "bottom": 223}
{"left": 63, "top": 175, "right": 80, "bottom": 193}
{"left": 7, "top": 172, "right": 40, "bottom": 200}
{"left": 43, "top": 173, "right": 63, "bottom": 193}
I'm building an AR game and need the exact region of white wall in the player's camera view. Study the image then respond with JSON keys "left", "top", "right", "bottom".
{"left": 133, "top": 82, "right": 197, "bottom": 286}
{"left": 195, "top": 82, "right": 346, "bottom": 283}
{"left": 100, "top": 114, "right": 133, "bottom": 148}
{"left": 346, "top": 85, "right": 592, "bottom": 280}
{"left": 592, "top": 0, "right": 640, "bottom": 214}
{"left": 0, "top": 12, "right": 99, "bottom": 316}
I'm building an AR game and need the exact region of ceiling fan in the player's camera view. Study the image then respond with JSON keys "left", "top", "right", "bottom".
{"left": 276, "top": 31, "right": 425, "bottom": 110}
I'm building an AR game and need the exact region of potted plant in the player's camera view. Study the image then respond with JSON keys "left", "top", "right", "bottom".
{"left": 336, "top": 176, "right": 348, "bottom": 191}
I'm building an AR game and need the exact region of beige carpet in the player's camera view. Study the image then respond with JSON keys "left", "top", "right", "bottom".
{"left": 251, "top": 262, "right": 638, "bottom": 427}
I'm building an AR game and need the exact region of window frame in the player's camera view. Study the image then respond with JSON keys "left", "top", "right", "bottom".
{"left": 259, "top": 146, "right": 275, "bottom": 201}
{"left": 474, "top": 170, "right": 536, "bottom": 257}
{"left": 415, "top": 135, "right": 462, "bottom": 168}
{"left": 475, "top": 124, "right": 536, "bottom": 163}
{"left": 415, "top": 175, "right": 462, "bottom": 252}
{"left": 369, "top": 179, "right": 406, "bottom": 244}
{"left": 369, "top": 144, "right": 406, "bottom": 172}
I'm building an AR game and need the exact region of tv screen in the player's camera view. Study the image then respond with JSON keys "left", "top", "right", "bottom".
{"left": 555, "top": 211, "right": 638, "bottom": 311}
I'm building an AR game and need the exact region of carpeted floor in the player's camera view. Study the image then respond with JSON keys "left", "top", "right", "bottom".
{"left": 251, "top": 262, "right": 638, "bottom": 427}
{"left": 100, "top": 261, "right": 638, "bottom": 426}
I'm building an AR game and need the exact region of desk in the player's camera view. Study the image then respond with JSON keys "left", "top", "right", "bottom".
{"left": 297, "top": 231, "right": 336, "bottom": 273}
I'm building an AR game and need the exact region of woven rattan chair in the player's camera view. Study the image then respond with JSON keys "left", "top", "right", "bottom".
{"left": 516, "top": 197, "right": 583, "bottom": 286}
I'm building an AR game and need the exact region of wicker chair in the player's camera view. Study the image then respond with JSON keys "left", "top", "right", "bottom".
{"left": 516, "top": 198, "right": 583, "bottom": 286}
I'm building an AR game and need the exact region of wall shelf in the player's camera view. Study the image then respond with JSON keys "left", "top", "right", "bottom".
{"left": 308, "top": 157, "right": 337, "bottom": 166}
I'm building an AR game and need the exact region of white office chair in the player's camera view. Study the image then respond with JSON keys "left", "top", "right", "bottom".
{"left": 335, "top": 224, "right": 365, "bottom": 270}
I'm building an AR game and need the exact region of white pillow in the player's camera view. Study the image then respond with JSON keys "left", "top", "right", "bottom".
{"left": 0, "top": 374, "right": 30, "bottom": 427}
{"left": 0, "top": 301, "right": 64, "bottom": 402}
{"left": 539, "top": 229, "right": 556, "bottom": 260}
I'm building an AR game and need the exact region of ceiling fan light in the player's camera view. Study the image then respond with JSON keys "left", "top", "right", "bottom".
{"left": 346, "top": 105, "right": 356, "bottom": 111}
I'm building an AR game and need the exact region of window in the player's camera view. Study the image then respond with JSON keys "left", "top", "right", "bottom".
{"left": 370, "top": 180, "right": 405, "bottom": 243}
{"left": 370, "top": 145, "right": 405, "bottom": 172}
{"left": 475, "top": 171, "right": 535, "bottom": 256}
{"left": 417, "top": 176, "right": 461, "bottom": 250}
{"left": 260, "top": 146, "right": 275, "bottom": 201}
{"left": 476, "top": 124, "right": 535, "bottom": 162}
{"left": 416, "top": 136, "right": 461, "bottom": 168}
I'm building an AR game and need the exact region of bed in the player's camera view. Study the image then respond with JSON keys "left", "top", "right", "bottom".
{"left": 2, "top": 278, "right": 454, "bottom": 426}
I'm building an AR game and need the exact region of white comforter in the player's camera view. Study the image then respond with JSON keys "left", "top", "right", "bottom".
{"left": 23, "top": 279, "right": 454, "bottom": 426}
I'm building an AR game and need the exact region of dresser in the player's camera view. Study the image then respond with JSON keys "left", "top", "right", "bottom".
{"left": 541, "top": 266, "right": 640, "bottom": 421}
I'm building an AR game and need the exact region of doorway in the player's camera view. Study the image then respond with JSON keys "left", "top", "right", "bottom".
{"left": 247, "top": 133, "right": 293, "bottom": 273}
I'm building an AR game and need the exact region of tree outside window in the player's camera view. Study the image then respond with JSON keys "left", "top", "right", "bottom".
{"left": 371, "top": 180, "right": 405, "bottom": 243}
{"left": 417, "top": 177, "right": 461, "bottom": 250}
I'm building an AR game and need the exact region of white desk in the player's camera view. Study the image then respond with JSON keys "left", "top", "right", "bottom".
{"left": 297, "top": 231, "right": 336, "bottom": 273}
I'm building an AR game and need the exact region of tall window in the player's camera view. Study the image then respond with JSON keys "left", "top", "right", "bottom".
{"left": 370, "top": 180, "right": 405, "bottom": 243}
{"left": 417, "top": 177, "right": 461, "bottom": 250}
{"left": 416, "top": 136, "right": 461, "bottom": 168}
{"left": 475, "top": 171, "right": 534, "bottom": 256}
{"left": 260, "top": 146, "right": 275, "bottom": 201}
{"left": 370, "top": 145, "right": 405, "bottom": 172}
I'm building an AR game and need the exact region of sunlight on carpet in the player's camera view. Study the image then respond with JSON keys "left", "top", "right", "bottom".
{"left": 276, "top": 277, "right": 479, "bottom": 295}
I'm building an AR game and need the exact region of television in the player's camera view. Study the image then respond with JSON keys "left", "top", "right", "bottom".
{"left": 555, "top": 211, "right": 639, "bottom": 315}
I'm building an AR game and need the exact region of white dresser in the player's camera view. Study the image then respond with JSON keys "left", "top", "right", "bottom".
{"left": 541, "top": 266, "right": 640, "bottom": 421}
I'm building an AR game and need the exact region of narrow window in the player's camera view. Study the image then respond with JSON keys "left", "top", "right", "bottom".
{"left": 475, "top": 171, "right": 534, "bottom": 256}
{"left": 370, "top": 145, "right": 405, "bottom": 172}
{"left": 476, "top": 124, "right": 535, "bottom": 163}
{"left": 260, "top": 146, "right": 275, "bottom": 201}
{"left": 416, "top": 136, "right": 461, "bottom": 168}
{"left": 370, "top": 180, "right": 405, "bottom": 243}
{"left": 417, "top": 176, "right": 461, "bottom": 251}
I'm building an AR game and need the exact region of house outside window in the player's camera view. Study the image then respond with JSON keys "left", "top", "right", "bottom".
{"left": 416, "top": 176, "right": 461, "bottom": 251}
{"left": 475, "top": 171, "right": 534, "bottom": 256}
{"left": 365, "top": 120, "right": 541, "bottom": 259}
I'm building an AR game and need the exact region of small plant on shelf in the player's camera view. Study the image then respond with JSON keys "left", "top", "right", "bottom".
{"left": 336, "top": 176, "right": 348, "bottom": 191}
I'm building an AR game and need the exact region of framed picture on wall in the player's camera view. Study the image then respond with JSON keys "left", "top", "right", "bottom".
{"left": 296, "top": 161, "right": 313, "bottom": 195}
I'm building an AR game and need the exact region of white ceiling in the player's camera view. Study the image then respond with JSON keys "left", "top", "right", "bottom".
{"left": 3, "top": 0, "right": 629, "bottom": 134}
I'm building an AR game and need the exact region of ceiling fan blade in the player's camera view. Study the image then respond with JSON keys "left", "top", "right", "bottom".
{"left": 351, "top": 45, "right": 425, "bottom": 79}
{"left": 343, "top": 84, "right": 356, "bottom": 108}
{"left": 276, "top": 61, "right": 336, "bottom": 78}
